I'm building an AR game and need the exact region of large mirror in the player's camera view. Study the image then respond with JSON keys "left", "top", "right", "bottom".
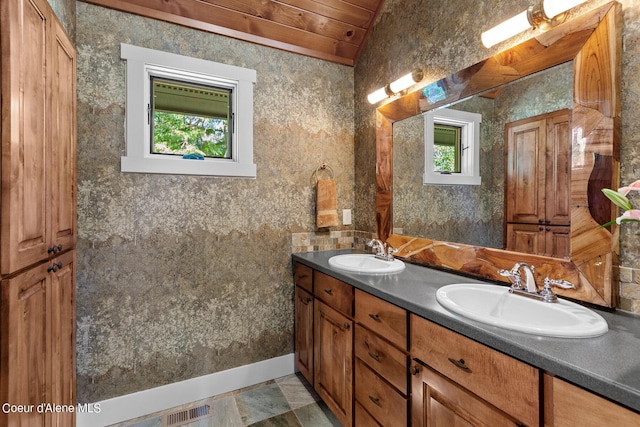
{"left": 376, "top": 2, "right": 621, "bottom": 307}
{"left": 393, "top": 62, "right": 573, "bottom": 250}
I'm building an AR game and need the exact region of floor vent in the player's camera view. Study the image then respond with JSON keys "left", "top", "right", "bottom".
{"left": 163, "top": 403, "right": 211, "bottom": 427}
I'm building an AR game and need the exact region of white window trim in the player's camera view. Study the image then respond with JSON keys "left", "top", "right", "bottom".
{"left": 424, "top": 108, "right": 482, "bottom": 186}
{"left": 120, "top": 43, "right": 257, "bottom": 177}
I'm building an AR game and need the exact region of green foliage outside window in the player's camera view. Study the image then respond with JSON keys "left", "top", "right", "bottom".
{"left": 153, "top": 112, "right": 229, "bottom": 158}
{"left": 434, "top": 145, "right": 456, "bottom": 172}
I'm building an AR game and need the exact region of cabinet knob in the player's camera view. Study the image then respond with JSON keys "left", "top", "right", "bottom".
{"left": 538, "top": 218, "right": 544, "bottom": 224}
{"left": 539, "top": 226, "right": 544, "bottom": 231}
{"left": 324, "top": 289, "right": 333, "bottom": 295}
{"left": 367, "top": 351, "right": 380, "bottom": 362}
{"left": 368, "top": 313, "right": 381, "bottom": 321}
{"left": 545, "top": 219, "right": 551, "bottom": 224}
{"left": 48, "top": 244, "right": 63, "bottom": 255}
{"left": 410, "top": 365, "right": 420, "bottom": 376}
{"left": 305, "top": 297, "right": 312, "bottom": 303}
{"left": 344, "top": 323, "right": 350, "bottom": 330}
{"left": 546, "top": 227, "right": 551, "bottom": 231}
{"left": 47, "top": 262, "right": 63, "bottom": 273}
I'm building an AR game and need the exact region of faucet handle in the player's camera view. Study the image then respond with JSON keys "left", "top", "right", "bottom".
{"left": 544, "top": 277, "right": 576, "bottom": 289}
{"left": 498, "top": 268, "right": 523, "bottom": 289}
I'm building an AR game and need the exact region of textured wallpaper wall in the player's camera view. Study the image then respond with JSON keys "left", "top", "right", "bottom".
{"left": 75, "top": 2, "right": 354, "bottom": 402}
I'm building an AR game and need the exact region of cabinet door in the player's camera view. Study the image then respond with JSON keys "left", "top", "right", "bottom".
{"left": 544, "top": 111, "right": 571, "bottom": 225}
{"left": 50, "top": 250, "right": 76, "bottom": 427}
{"left": 314, "top": 300, "right": 353, "bottom": 427}
{"left": 506, "top": 223, "right": 545, "bottom": 254}
{"left": 50, "top": 17, "right": 77, "bottom": 253}
{"left": 0, "top": 263, "right": 50, "bottom": 427}
{"left": 505, "top": 117, "right": 546, "bottom": 224}
{"left": 411, "top": 363, "right": 522, "bottom": 427}
{"left": 544, "top": 374, "right": 640, "bottom": 426}
{"left": 544, "top": 225, "right": 570, "bottom": 259}
{"left": 294, "top": 286, "right": 314, "bottom": 384}
{"left": 1, "top": 0, "right": 52, "bottom": 275}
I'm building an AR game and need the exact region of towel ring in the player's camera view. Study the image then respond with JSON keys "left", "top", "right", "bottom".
{"left": 312, "top": 163, "right": 334, "bottom": 183}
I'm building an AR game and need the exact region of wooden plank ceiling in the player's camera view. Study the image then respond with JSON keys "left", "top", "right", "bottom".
{"left": 83, "top": 0, "right": 385, "bottom": 66}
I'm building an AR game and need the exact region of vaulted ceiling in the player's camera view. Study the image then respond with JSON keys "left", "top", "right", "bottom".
{"left": 83, "top": 0, "right": 386, "bottom": 66}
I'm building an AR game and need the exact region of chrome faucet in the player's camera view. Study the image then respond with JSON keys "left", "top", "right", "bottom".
{"left": 499, "top": 262, "right": 536, "bottom": 292}
{"left": 498, "top": 263, "right": 577, "bottom": 303}
{"left": 367, "top": 239, "right": 398, "bottom": 261}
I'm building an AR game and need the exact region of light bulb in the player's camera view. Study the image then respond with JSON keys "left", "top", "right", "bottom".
{"left": 543, "top": 0, "right": 588, "bottom": 18}
{"left": 367, "top": 87, "right": 388, "bottom": 104}
{"left": 389, "top": 72, "right": 417, "bottom": 93}
{"left": 481, "top": 10, "right": 531, "bottom": 48}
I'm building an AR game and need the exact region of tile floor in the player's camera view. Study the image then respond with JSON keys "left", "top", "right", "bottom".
{"left": 108, "top": 374, "right": 342, "bottom": 427}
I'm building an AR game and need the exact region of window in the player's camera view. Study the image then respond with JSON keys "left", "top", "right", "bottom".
{"left": 120, "top": 43, "right": 256, "bottom": 177}
{"left": 424, "top": 108, "right": 482, "bottom": 186}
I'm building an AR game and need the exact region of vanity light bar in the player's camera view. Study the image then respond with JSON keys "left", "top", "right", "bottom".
{"left": 481, "top": 0, "right": 589, "bottom": 48}
{"left": 367, "top": 69, "right": 424, "bottom": 105}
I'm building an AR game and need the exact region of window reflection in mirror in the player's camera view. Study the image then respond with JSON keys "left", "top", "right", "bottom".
{"left": 433, "top": 124, "right": 461, "bottom": 173}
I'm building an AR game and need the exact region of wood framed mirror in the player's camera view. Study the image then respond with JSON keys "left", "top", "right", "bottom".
{"left": 375, "top": 2, "right": 621, "bottom": 307}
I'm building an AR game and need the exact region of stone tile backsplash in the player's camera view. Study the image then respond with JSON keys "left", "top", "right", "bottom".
{"left": 618, "top": 266, "right": 640, "bottom": 314}
{"left": 291, "top": 230, "right": 375, "bottom": 253}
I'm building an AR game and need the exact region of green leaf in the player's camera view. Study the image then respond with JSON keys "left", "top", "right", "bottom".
{"left": 601, "top": 188, "right": 633, "bottom": 211}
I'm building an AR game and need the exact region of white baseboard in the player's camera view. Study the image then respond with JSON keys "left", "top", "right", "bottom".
{"left": 77, "top": 353, "right": 295, "bottom": 427}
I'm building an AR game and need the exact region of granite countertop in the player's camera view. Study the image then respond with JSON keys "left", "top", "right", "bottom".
{"left": 292, "top": 249, "right": 640, "bottom": 413}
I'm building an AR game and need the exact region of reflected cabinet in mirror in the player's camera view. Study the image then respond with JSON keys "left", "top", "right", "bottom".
{"left": 376, "top": 2, "right": 621, "bottom": 307}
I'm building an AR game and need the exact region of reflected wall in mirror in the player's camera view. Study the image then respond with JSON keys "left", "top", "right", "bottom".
{"left": 393, "top": 62, "right": 573, "bottom": 252}
{"left": 376, "top": 2, "right": 621, "bottom": 307}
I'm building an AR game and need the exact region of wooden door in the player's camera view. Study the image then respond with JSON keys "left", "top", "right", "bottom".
{"left": 1, "top": 0, "right": 52, "bottom": 275}
{"left": 506, "top": 223, "right": 544, "bottom": 255}
{"left": 411, "top": 363, "right": 522, "bottom": 427}
{"left": 49, "top": 250, "right": 76, "bottom": 427}
{"left": 295, "top": 286, "right": 314, "bottom": 384}
{"left": 50, "top": 17, "right": 77, "bottom": 254}
{"left": 545, "top": 225, "right": 571, "bottom": 259}
{"left": 0, "top": 264, "right": 50, "bottom": 427}
{"left": 544, "top": 111, "right": 571, "bottom": 225}
{"left": 314, "top": 300, "right": 353, "bottom": 427}
{"left": 505, "top": 117, "right": 546, "bottom": 224}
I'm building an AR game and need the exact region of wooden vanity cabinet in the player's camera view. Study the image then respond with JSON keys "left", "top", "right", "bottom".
{"left": 294, "top": 263, "right": 314, "bottom": 383}
{"left": 313, "top": 271, "right": 354, "bottom": 427}
{"left": 544, "top": 374, "right": 640, "bottom": 426}
{"left": 505, "top": 110, "right": 571, "bottom": 258}
{"left": 410, "top": 314, "right": 539, "bottom": 427}
{"left": 354, "top": 289, "right": 409, "bottom": 426}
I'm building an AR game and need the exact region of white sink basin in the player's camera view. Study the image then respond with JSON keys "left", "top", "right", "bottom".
{"left": 436, "top": 283, "right": 608, "bottom": 338}
{"left": 328, "top": 254, "right": 405, "bottom": 274}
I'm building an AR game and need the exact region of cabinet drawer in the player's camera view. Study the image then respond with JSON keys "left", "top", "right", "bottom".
{"left": 314, "top": 271, "right": 353, "bottom": 316}
{"left": 410, "top": 315, "right": 539, "bottom": 427}
{"left": 293, "top": 263, "right": 313, "bottom": 293}
{"left": 355, "top": 289, "right": 407, "bottom": 350}
{"left": 355, "top": 358, "right": 408, "bottom": 427}
{"left": 355, "top": 325, "right": 407, "bottom": 395}
{"left": 355, "top": 401, "right": 381, "bottom": 427}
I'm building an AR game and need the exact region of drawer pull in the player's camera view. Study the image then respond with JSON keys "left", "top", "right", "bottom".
{"left": 296, "top": 274, "right": 308, "bottom": 279}
{"left": 367, "top": 351, "right": 380, "bottom": 362}
{"left": 324, "top": 289, "right": 333, "bottom": 295}
{"left": 368, "top": 313, "right": 381, "bottom": 321}
{"left": 368, "top": 395, "right": 381, "bottom": 407}
{"left": 410, "top": 365, "right": 420, "bottom": 376}
{"left": 448, "top": 357, "right": 471, "bottom": 372}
